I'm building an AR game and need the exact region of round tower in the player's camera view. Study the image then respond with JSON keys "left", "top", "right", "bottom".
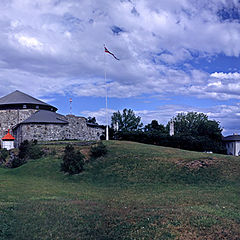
{"left": 0, "top": 90, "right": 57, "bottom": 139}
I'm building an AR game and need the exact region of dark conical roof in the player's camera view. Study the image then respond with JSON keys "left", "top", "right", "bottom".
{"left": 0, "top": 90, "right": 57, "bottom": 111}
{"left": 21, "top": 110, "right": 68, "bottom": 124}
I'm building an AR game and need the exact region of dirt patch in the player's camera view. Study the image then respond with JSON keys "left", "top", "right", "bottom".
{"left": 80, "top": 147, "right": 91, "bottom": 162}
{"left": 177, "top": 158, "right": 215, "bottom": 170}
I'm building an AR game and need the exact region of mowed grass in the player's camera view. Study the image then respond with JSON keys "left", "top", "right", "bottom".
{"left": 0, "top": 141, "right": 240, "bottom": 240}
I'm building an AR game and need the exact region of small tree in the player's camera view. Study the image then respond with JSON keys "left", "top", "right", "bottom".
{"left": 87, "top": 116, "right": 98, "bottom": 125}
{"left": 111, "top": 108, "right": 143, "bottom": 132}
{"left": 90, "top": 142, "right": 107, "bottom": 159}
{"left": 144, "top": 120, "right": 166, "bottom": 133}
{"left": 61, "top": 145, "right": 85, "bottom": 174}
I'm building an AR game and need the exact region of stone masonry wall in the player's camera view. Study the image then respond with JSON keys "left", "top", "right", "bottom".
{"left": 0, "top": 109, "right": 37, "bottom": 139}
{"left": 13, "top": 114, "right": 105, "bottom": 146}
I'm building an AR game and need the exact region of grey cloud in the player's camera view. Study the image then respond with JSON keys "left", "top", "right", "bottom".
{"left": 0, "top": 0, "right": 240, "bottom": 101}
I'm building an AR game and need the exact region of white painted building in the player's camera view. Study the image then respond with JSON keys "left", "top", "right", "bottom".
{"left": 223, "top": 134, "right": 240, "bottom": 156}
{"left": 1, "top": 129, "right": 15, "bottom": 150}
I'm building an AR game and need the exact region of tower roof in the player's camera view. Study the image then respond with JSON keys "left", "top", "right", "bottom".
{"left": 0, "top": 90, "right": 57, "bottom": 111}
{"left": 2, "top": 129, "right": 15, "bottom": 140}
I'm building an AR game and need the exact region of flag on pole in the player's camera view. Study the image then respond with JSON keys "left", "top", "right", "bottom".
{"left": 104, "top": 45, "right": 119, "bottom": 60}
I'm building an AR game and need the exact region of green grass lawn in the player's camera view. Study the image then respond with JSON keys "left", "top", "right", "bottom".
{"left": 0, "top": 141, "right": 240, "bottom": 239}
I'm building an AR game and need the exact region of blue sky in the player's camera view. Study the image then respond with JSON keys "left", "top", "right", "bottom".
{"left": 0, "top": 0, "right": 240, "bottom": 135}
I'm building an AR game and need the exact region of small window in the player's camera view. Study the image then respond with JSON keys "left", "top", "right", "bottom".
{"left": 23, "top": 105, "right": 27, "bottom": 109}
{"left": 36, "top": 105, "right": 39, "bottom": 109}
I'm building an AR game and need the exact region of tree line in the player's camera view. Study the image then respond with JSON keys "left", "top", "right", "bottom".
{"left": 89, "top": 109, "right": 226, "bottom": 154}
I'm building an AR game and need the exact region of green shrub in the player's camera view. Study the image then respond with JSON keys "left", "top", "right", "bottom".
{"left": 0, "top": 149, "right": 9, "bottom": 164}
{"left": 18, "top": 140, "right": 44, "bottom": 160}
{"left": 4, "top": 140, "right": 45, "bottom": 168}
{"left": 9, "top": 156, "right": 26, "bottom": 169}
{"left": 61, "top": 145, "right": 85, "bottom": 175}
{"left": 28, "top": 145, "right": 44, "bottom": 159}
{"left": 5, "top": 151, "right": 26, "bottom": 168}
{"left": 90, "top": 142, "right": 107, "bottom": 159}
{"left": 18, "top": 140, "right": 30, "bottom": 159}
{"left": 49, "top": 149, "right": 57, "bottom": 156}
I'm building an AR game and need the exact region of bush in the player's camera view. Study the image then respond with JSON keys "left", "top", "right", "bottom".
{"left": 18, "top": 140, "right": 44, "bottom": 160}
{"left": 61, "top": 145, "right": 85, "bottom": 175}
{"left": 4, "top": 151, "right": 26, "bottom": 168}
{"left": 1, "top": 140, "right": 44, "bottom": 168}
{"left": 18, "top": 140, "right": 30, "bottom": 159}
{"left": 9, "top": 155, "right": 26, "bottom": 168}
{"left": 28, "top": 145, "right": 44, "bottom": 159}
{"left": 49, "top": 149, "right": 57, "bottom": 156}
{"left": 0, "top": 149, "right": 9, "bottom": 165}
{"left": 90, "top": 142, "right": 107, "bottom": 159}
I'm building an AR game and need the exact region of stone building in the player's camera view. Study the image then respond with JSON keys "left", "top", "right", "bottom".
{"left": 0, "top": 90, "right": 105, "bottom": 147}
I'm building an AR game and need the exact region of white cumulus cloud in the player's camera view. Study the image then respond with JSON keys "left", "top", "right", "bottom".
{"left": 210, "top": 72, "right": 240, "bottom": 79}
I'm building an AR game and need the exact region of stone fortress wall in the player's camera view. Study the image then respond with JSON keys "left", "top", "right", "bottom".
{"left": 0, "top": 109, "right": 104, "bottom": 147}
{"left": 13, "top": 115, "right": 104, "bottom": 146}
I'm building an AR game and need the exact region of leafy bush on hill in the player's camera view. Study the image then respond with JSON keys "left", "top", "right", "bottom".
{"left": 90, "top": 142, "right": 107, "bottom": 159}
{"left": 0, "top": 148, "right": 9, "bottom": 165}
{"left": 18, "top": 140, "right": 44, "bottom": 160}
{"left": 3, "top": 140, "right": 44, "bottom": 168}
{"left": 8, "top": 152, "right": 26, "bottom": 168}
{"left": 61, "top": 144, "right": 85, "bottom": 174}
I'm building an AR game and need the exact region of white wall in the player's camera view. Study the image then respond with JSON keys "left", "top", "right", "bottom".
{"left": 2, "top": 140, "right": 14, "bottom": 150}
{"left": 226, "top": 141, "right": 240, "bottom": 156}
{"left": 235, "top": 141, "right": 240, "bottom": 156}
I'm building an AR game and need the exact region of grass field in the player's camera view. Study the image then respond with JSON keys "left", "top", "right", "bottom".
{"left": 0, "top": 141, "right": 240, "bottom": 239}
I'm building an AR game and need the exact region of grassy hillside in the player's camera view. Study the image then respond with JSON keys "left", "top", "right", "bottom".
{"left": 0, "top": 141, "right": 240, "bottom": 239}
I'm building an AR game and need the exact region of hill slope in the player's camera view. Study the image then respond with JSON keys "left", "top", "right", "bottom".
{"left": 0, "top": 141, "right": 240, "bottom": 239}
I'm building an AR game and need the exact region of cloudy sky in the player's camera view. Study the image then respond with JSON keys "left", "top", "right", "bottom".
{"left": 1, "top": 0, "right": 240, "bottom": 135}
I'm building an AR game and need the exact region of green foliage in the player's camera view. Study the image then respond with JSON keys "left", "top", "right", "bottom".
{"left": 28, "top": 144, "right": 44, "bottom": 160}
{"left": 0, "top": 149, "right": 9, "bottom": 164}
{"left": 116, "top": 131, "right": 226, "bottom": 153}
{"left": 111, "top": 108, "right": 143, "bottom": 132}
{"left": 112, "top": 111, "right": 225, "bottom": 153}
{"left": 10, "top": 155, "right": 26, "bottom": 169}
{"left": 18, "top": 140, "right": 44, "bottom": 160}
{"left": 60, "top": 144, "right": 85, "bottom": 174}
{"left": 144, "top": 120, "right": 167, "bottom": 134}
{"left": 5, "top": 140, "right": 44, "bottom": 168}
{"left": 167, "top": 112, "right": 223, "bottom": 141}
{"left": 90, "top": 142, "right": 107, "bottom": 159}
{"left": 49, "top": 149, "right": 57, "bottom": 156}
{"left": 18, "top": 140, "right": 30, "bottom": 159}
{"left": 87, "top": 116, "right": 98, "bottom": 125}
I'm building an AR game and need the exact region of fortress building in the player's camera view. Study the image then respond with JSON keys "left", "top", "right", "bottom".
{"left": 0, "top": 90, "right": 105, "bottom": 147}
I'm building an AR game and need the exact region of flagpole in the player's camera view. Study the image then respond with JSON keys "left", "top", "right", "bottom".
{"left": 104, "top": 45, "right": 109, "bottom": 141}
